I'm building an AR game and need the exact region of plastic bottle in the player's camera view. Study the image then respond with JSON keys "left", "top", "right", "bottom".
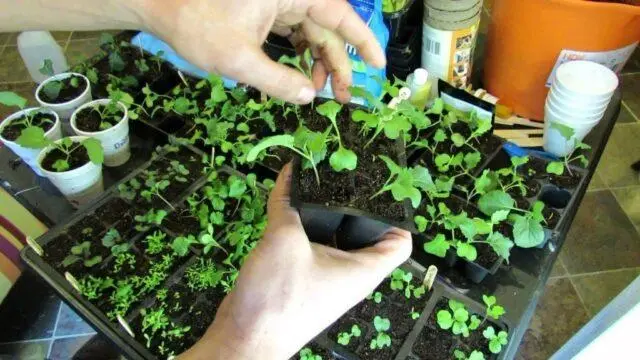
{"left": 17, "top": 31, "right": 69, "bottom": 83}
{"left": 406, "top": 68, "right": 432, "bottom": 110}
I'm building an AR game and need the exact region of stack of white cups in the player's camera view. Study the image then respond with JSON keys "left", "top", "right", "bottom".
{"left": 544, "top": 60, "right": 618, "bottom": 157}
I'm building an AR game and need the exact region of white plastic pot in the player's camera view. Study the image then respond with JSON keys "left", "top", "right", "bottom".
{"left": 550, "top": 84, "right": 611, "bottom": 108}
{"left": 546, "top": 97, "right": 605, "bottom": 124}
{"left": 548, "top": 87, "right": 611, "bottom": 115}
{"left": 35, "top": 72, "right": 92, "bottom": 120}
{"left": 36, "top": 136, "right": 103, "bottom": 207}
{"left": 0, "top": 107, "right": 62, "bottom": 175}
{"left": 554, "top": 61, "right": 619, "bottom": 98}
{"left": 70, "top": 99, "right": 130, "bottom": 167}
{"left": 544, "top": 108, "right": 596, "bottom": 157}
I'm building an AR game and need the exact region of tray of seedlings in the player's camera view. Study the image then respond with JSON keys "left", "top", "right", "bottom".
{"left": 13, "top": 34, "right": 587, "bottom": 359}
{"left": 289, "top": 260, "right": 512, "bottom": 360}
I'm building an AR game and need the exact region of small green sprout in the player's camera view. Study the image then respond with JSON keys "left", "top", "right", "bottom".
{"left": 483, "top": 326, "right": 508, "bottom": 354}
{"left": 62, "top": 241, "right": 102, "bottom": 268}
{"left": 337, "top": 324, "right": 361, "bottom": 346}
{"left": 299, "top": 347, "right": 322, "bottom": 360}
{"left": 369, "top": 316, "right": 391, "bottom": 349}
{"left": 454, "top": 349, "right": 486, "bottom": 360}
{"left": 436, "top": 299, "right": 481, "bottom": 338}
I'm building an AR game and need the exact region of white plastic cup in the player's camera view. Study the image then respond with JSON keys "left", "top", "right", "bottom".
{"left": 70, "top": 100, "right": 130, "bottom": 167}
{"left": 553, "top": 60, "right": 619, "bottom": 98}
{"left": 36, "top": 136, "right": 104, "bottom": 207}
{"left": 546, "top": 97, "right": 605, "bottom": 124}
{"left": 548, "top": 87, "right": 611, "bottom": 115}
{"left": 550, "top": 83, "right": 612, "bottom": 108}
{"left": 35, "top": 73, "right": 92, "bottom": 120}
{"left": 0, "top": 108, "right": 62, "bottom": 175}
{"left": 543, "top": 107, "right": 596, "bottom": 157}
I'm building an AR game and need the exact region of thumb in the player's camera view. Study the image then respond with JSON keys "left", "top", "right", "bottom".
{"left": 216, "top": 41, "right": 316, "bottom": 104}
{"left": 267, "top": 163, "right": 302, "bottom": 229}
{"left": 348, "top": 228, "right": 413, "bottom": 278}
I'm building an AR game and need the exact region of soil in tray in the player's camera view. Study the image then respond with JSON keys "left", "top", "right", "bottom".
{"left": 162, "top": 207, "right": 201, "bottom": 235}
{"left": 472, "top": 243, "right": 499, "bottom": 270}
{"left": 506, "top": 179, "right": 541, "bottom": 198}
{"left": 163, "top": 283, "right": 199, "bottom": 317}
{"left": 550, "top": 172, "right": 582, "bottom": 189}
{"left": 296, "top": 106, "right": 407, "bottom": 222}
{"left": 112, "top": 210, "right": 138, "bottom": 239}
{"left": 39, "top": 75, "right": 87, "bottom": 103}
{"left": 74, "top": 105, "right": 124, "bottom": 132}
{"left": 327, "top": 315, "right": 368, "bottom": 354}
{"left": 183, "top": 298, "right": 220, "bottom": 341}
{"left": 543, "top": 207, "right": 561, "bottom": 229}
{"left": 412, "top": 325, "right": 456, "bottom": 360}
{"left": 40, "top": 141, "right": 90, "bottom": 172}
{"left": 520, "top": 157, "right": 549, "bottom": 181}
{"left": 95, "top": 197, "right": 132, "bottom": 226}
{"left": 1, "top": 112, "right": 56, "bottom": 141}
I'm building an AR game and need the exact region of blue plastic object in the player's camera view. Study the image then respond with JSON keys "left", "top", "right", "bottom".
{"left": 503, "top": 141, "right": 558, "bottom": 161}
{"left": 317, "top": 0, "right": 389, "bottom": 103}
{"left": 130, "top": 32, "right": 238, "bottom": 88}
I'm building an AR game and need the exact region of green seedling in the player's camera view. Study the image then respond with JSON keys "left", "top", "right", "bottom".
{"left": 366, "top": 291, "right": 383, "bottom": 304}
{"left": 99, "top": 33, "right": 126, "bottom": 73}
{"left": 185, "top": 258, "right": 226, "bottom": 291}
{"left": 370, "top": 155, "right": 434, "bottom": 209}
{"left": 0, "top": 92, "right": 55, "bottom": 149}
{"left": 140, "top": 179, "right": 175, "bottom": 210}
{"left": 101, "top": 228, "right": 130, "bottom": 255}
{"left": 112, "top": 252, "right": 136, "bottom": 273}
{"left": 337, "top": 324, "right": 362, "bottom": 346}
{"left": 134, "top": 209, "right": 168, "bottom": 231}
{"left": 62, "top": 241, "right": 102, "bottom": 268}
{"left": 546, "top": 141, "right": 591, "bottom": 176}
{"left": 483, "top": 326, "right": 509, "bottom": 354}
{"left": 454, "top": 349, "right": 486, "bottom": 360}
{"left": 87, "top": 100, "right": 124, "bottom": 130}
{"left": 436, "top": 299, "right": 481, "bottom": 338}
{"left": 278, "top": 50, "right": 313, "bottom": 78}
{"left": 410, "top": 307, "right": 421, "bottom": 320}
{"left": 316, "top": 100, "right": 358, "bottom": 172}
{"left": 483, "top": 295, "right": 506, "bottom": 321}
{"left": 369, "top": 316, "right": 392, "bottom": 350}
{"left": 477, "top": 190, "right": 546, "bottom": 248}
{"left": 79, "top": 275, "right": 114, "bottom": 300}
{"left": 144, "top": 231, "right": 167, "bottom": 255}
{"left": 299, "top": 347, "right": 322, "bottom": 360}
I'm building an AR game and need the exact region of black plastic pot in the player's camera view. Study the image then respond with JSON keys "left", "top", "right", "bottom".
{"left": 300, "top": 207, "right": 344, "bottom": 246}
{"left": 463, "top": 256, "right": 504, "bottom": 284}
{"left": 383, "top": 0, "right": 420, "bottom": 42}
{"left": 335, "top": 215, "right": 393, "bottom": 250}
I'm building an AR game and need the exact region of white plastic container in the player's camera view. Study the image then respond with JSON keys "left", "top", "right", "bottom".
{"left": 70, "top": 100, "right": 131, "bottom": 167}
{"left": 0, "top": 108, "right": 62, "bottom": 175}
{"left": 546, "top": 97, "right": 606, "bottom": 123}
{"left": 548, "top": 87, "right": 610, "bottom": 113}
{"left": 17, "top": 31, "right": 69, "bottom": 83}
{"left": 36, "top": 73, "right": 92, "bottom": 120}
{"left": 554, "top": 61, "right": 619, "bottom": 98}
{"left": 37, "top": 136, "right": 104, "bottom": 207}
{"left": 544, "top": 107, "right": 597, "bottom": 157}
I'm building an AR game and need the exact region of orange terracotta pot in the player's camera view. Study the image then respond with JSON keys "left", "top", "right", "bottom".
{"left": 483, "top": 0, "right": 640, "bottom": 121}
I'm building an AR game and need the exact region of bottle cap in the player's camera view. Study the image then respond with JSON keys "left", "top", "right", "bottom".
{"left": 413, "top": 68, "right": 429, "bottom": 85}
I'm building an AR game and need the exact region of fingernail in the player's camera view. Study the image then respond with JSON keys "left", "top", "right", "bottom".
{"left": 297, "top": 87, "right": 316, "bottom": 103}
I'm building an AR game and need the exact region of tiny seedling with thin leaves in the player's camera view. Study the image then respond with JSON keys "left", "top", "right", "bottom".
{"left": 0, "top": 91, "right": 54, "bottom": 148}
{"left": 299, "top": 347, "right": 322, "bottom": 360}
{"left": 101, "top": 228, "right": 130, "bottom": 255}
{"left": 370, "top": 155, "right": 434, "bottom": 209}
{"left": 39, "top": 59, "right": 82, "bottom": 101}
{"left": 483, "top": 326, "right": 509, "bottom": 354}
{"left": 454, "top": 349, "right": 486, "bottom": 360}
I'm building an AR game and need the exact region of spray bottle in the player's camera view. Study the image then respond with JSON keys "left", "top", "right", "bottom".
{"left": 406, "top": 68, "right": 432, "bottom": 110}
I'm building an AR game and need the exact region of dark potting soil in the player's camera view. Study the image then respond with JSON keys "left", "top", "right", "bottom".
{"left": 1, "top": 112, "right": 56, "bottom": 141}
{"left": 39, "top": 75, "right": 87, "bottom": 104}
{"left": 551, "top": 172, "right": 582, "bottom": 189}
{"left": 68, "top": 215, "right": 107, "bottom": 238}
{"left": 163, "top": 208, "right": 201, "bottom": 236}
{"left": 506, "top": 179, "right": 541, "bottom": 198}
{"left": 327, "top": 316, "right": 367, "bottom": 353}
{"left": 412, "top": 325, "right": 455, "bottom": 360}
{"left": 520, "top": 157, "right": 549, "bottom": 181}
{"left": 74, "top": 106, "right": 124, "bottom": 132}
{"left": 164, "top": 283, "right": 199, "bottom": 317}
{"left": 95, "top": 197, "right": 132, "bottom": 226}
{"left": 183, "top": 299, "right": 219, "bottom": 341}
{"left": 296, "top": 104, "right": 408, "bottom": 223}
{"left": 112, "top": 211, "right": 137, "bottom": 240}
{"left": 43, "top": 234, "right": 76, "bottom": 271}
{"left": 473, "top": 243, "right": 500, "bottom": 269}
{"left": 41, "top": 142, "right": 90, "bottom": 172}
{"left": 476, "top": 134, "right": 504, "bottom": 157}
{"left": 514, "top": 196, "right": 531, "bottom": 212}
{"left": 543, "top": 207, "right": 561, "bottom": 229}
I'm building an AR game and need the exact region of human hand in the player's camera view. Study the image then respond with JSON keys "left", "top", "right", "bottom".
{"left": 180, "top": 164, "right": 411, "bottom": 360}
{"left": 136, "top": 0, "right": 386, "bottom": 104}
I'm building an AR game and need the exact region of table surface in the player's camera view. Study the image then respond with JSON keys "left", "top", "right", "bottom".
{"left": 0, "top": 90, "right": 622, "bottom": 359}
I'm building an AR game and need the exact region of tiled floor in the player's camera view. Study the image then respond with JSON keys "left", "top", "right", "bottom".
{"left": 1, "top": 13, "right": 640, "bottom": 360}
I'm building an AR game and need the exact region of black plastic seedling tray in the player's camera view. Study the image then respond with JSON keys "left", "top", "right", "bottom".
{"left": 21, "top": 140, "right": 210, "bottom": 360}
{"left": 306, "top": 259, "right": 511, "bottom": 360}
